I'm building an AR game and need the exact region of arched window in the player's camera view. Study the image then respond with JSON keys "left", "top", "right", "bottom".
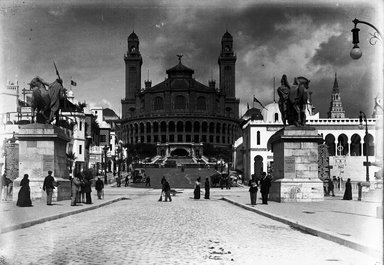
{"left": 174, "top": 95, "right": 186, "bottom": 110}
{"left": 160, "top": 121, "right": 167, "bottom": 133}
{"left": 140, "top": 123, "right": 144, "bottom": 133}
{"left": 146, "top": 122, "right": 151, "bottom": 133}
{"left": 177, "top": 121, "right": 184, "bottom": 132}
{"left": 185, "top": 121, "right": 192, "bottom": 132}
{"left": 274, "top": 113, "right": 279, "bottom": 122}
{"left": 193, "top": 121, "right": 200, "bottom": 132}
{"left": 196, "top": 96, "right": 206, "bottom": 111}
{"left": 154, "top": 97, "right": 164, "bottom": 111}
{"left": 169, "top": 121, "right": 175, "bottom": 132}
{"left": 153, "top": 122, "right": 159, "bottom": 133}
{"left": 325, "top": 134, "right": 336, "bottom": 156}
{"left": 350, "top": 134, "right": 361, "bottom": 156}
{"left": 216, "top": 123, "right": 221, "bottom": 134}
{"left": 257, "top": 131, "right": 260, "bottom": 145}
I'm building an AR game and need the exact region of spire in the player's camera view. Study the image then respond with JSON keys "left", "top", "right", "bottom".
{"left": 333, "top": 72, "right": 339, "bottom": 91}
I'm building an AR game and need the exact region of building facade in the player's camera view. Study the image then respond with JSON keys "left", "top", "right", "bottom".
{"left": 120, "top": 31, "right": 241, "bottom": 156}
{"left": 234, "top": 74, "right": 383, "bottom": 183}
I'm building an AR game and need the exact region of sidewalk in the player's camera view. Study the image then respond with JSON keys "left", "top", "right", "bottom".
{"left": 0, "top": 186, "right": 128, "bottom": 234}
{"left": 218, "top": 187, "right": 383, "bottom": 259}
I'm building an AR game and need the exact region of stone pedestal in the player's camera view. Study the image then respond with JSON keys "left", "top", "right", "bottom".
{"left": 268, "top": 126, "right": 324, "bottom": 202}
{"left": 13, "top": 124, "right": 71, "bottom": 202}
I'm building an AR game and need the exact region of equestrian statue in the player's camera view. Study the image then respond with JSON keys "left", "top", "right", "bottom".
{"left": 277, "top": 74, "right": 310, "bottom": 127}
{"left": 30, "top": 63, "right": 67, "bottom": 124}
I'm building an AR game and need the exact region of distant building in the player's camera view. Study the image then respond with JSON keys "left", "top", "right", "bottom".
{"left": 120, "top": 30, "right": 241, "bottom": 157}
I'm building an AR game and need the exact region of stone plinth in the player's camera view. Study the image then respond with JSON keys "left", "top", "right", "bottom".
{"left": 13, "top": 124, "right": 71, "bottom": 202}
{"left": 268, "top": 126, "right": 324, "bottom": 202}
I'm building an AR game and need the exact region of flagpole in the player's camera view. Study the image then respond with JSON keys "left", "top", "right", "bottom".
{"left": 253, "top": 95, "right": 255, "bottom": 108}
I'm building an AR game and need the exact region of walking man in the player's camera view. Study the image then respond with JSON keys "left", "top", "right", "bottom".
{"left": 260, "top": 172, "right": 271, "bottom": 205}
{"left": 164, "top": 179, "right": 172, "bottom": 202}
{"left": 145, "top": 175, "right": 151, "bottom": 187}
{"left": 95, "top": 177, "right": 104, "bottom": 199}
{"left": 204, "top": 177, "right": 210, "bottom": 199}
{"left": 71, "top": 174, "right": 81, "bottom": 206}
{"left": 43, "top": 170, "right": 55, "bottom": 205}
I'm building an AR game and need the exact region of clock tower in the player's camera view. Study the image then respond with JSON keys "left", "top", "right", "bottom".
{"left": 218, "top": 30, "right": 236, "bottom": 98}
{"left": 122, "top": 31, "right": 142, "bottom": 119}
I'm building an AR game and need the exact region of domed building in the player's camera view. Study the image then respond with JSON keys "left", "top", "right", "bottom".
{"left": 120, "top": 30, "right": 241, "bottom": 157}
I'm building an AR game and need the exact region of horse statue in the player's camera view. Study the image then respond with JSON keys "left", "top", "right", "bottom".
{"left": 30, "top": 76, "right": 66, "bottom": 124}
{"left": 277, "top": 75, "right": 309, "bottom": 127}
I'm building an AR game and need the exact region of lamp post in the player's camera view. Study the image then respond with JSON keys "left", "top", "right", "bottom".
{"left": 359, "top": 111, "right": 370, "bottom": 182}
{"left": 103, "top": 145, "right": 109, "bottom": 184}
{"left": 350, "top": 18, "right": 382, "bottom": 60}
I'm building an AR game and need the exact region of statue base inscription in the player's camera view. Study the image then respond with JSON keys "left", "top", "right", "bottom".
{"left": 13, "top": 124, "right": 71, "bottom": 201}
{"left": 268, "top": 126, "right": 324, "bottom": 202}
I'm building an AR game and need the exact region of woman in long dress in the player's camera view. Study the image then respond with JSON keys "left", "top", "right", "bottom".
{"left": 17, "top": 174, "right": 32, "bottom": 207}
{"left": 343, "top": 178, "right": 352, "bottom": 200}
{"left": 194, "top": 177, "right": 201, "bottom": 199}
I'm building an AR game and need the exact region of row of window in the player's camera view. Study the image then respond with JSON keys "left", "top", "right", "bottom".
{"left": 122, "top": 121, "right": 237, "bottom": 135}
{"left": 127, "top": 134, "right": 235, "bottom": 145}
{"left": 147, "top": 96, "right": 221, "bottom": 112}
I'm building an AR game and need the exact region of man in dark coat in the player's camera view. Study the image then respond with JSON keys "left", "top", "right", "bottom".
{"left": 204, "top": 177, "right": 210, "bottom": 199}
{"left": 83, "top": 177, "right": 92, "bottom": 204}
{"left": 43, "top": 171, "right": 55, "bottom": 205}
{"left": 343, "top": 178, "right": 352, "bottom": 200}
{"left": 260, "top": 172, "right": 271, "bottom": 205}
{"left": 164, "top": 180, "right": 172, "bottom": 202}
{"left": 95, "top": 177, "right": 104, "bottom": 199}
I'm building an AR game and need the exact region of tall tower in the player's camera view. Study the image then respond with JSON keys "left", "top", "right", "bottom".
{"left": 328, "top": 72, "right": 345, "bottom": 118}
{"left": 122, "top": 31, "right": 142, "bottom": 118}
{"left": 218, "top": 30, "right": 236, "bottom": 98}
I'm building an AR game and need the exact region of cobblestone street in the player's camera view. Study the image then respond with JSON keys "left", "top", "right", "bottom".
{"left": 0, "top": 191, "right": 380, "bottom": 265}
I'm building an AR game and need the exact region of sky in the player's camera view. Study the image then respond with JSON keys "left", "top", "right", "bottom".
{"left": 0, "top": 0, "right": 383, "bottom": 118}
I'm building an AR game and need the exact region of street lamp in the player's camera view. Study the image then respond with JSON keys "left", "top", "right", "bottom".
{"left": 103, "top": 145, "right": 109, "bottom": 184}
{"left": 350, "top": 18, "right": 382, "bottom": 60}
{"left": 359, "top": 111, "right": 370, "bottom": 182}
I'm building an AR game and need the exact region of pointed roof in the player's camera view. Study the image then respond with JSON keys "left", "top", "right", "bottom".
{"left": 222, "top": 29, "right": 233, "bottom": 41}
{"left": 128, "top": 30, "right": 139, "bottom": 40}
{"left": 332, "top": 72, "right": 339, "bottom": 93}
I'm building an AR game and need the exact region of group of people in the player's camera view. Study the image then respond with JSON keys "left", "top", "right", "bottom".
{"left": 248, "top": 172, "right": 272, "bottom": 205}
{"left": 193, "top": 177, "right": 210, "bottom": 200}
{"left": 70, "top": 173, "right": 97, "bottom": 206}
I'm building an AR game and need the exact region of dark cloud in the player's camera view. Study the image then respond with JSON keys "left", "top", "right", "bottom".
{"left": 311, "top": 33, "right": 351, "bottom": 67}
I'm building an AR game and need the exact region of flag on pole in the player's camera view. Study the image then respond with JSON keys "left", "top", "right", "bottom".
{"left": 71, "top": 80, "right": 77, "bottom": 86}
{"left": 253, "top": 96, "right": 266, "bottom": 109}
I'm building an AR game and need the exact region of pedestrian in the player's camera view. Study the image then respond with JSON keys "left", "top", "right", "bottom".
{"left": 164, "top": 179, "right": 172, "bottom": 202}
{"left": 260, "top": 172, "right": 271, "bottom": 204}
{"left": 249, "top": 180, "right": 258, "bottom": 205}
{"left": 225, "top": 175, "right": 231, "bottom": 190}
{"left": 158, "top": 176, "right": 166, "bottom": 201}
{"left": 79, "top": 175, "right": 85, "bottom": 203}
{"left": 125, "top": 175, "right": 129, "bottom": 187}
{"left": 194, "top": 177, "right": 201, "bottom": 199}
{"left": 328, "top": 178, "right": 335, "bottom": 197}
{"left": 43, "top": 170, "right": 55, "bottom": 205}
{"left": 343, "top": 178, "right": 352, "bottom": 200}
{"left": 16, "top": 174, "right": 32, "bottom": 207}
{"left": 71, "top": 174, "right": 81, "bottom": 206}
{"left": 83, "top": 177, "right": 92, "bottom": 204}
{"left": 145, "top": 175, "right": 151, "bottom": 187}
{"left": 95, "top": 177, "right": 104, "bottom": 199}
{"left": 204, "top": 177, "right": 210, "bottom": 199}
{"left": 220, "top": 174, "right": 224, "bottom": 190}
{"left": 1, "top": 173, "right": 13, "bottom": 201}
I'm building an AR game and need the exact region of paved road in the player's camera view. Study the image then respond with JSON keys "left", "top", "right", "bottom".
{"left": 0, "top": 191, "right": 380, "bottom": 265}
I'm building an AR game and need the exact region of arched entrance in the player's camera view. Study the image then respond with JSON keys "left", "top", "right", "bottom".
{"left": 254, "top": 155, "right": 263, "bottom": 181}
{"left": 171, "top": 148, "right": 189, "bottom": 157}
